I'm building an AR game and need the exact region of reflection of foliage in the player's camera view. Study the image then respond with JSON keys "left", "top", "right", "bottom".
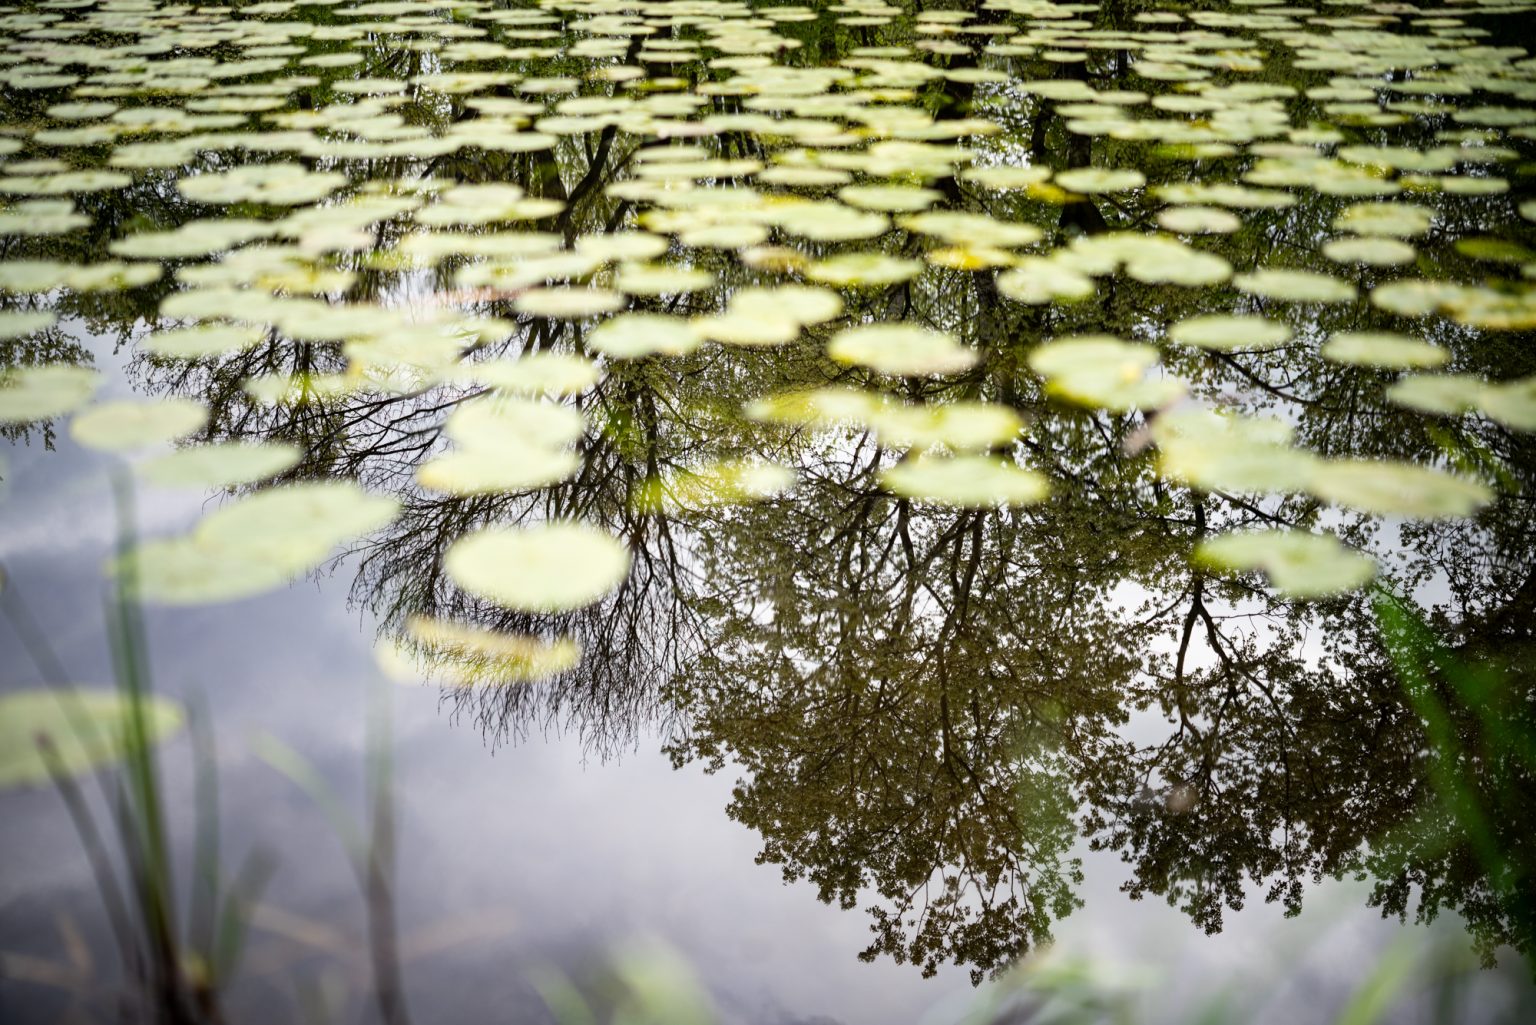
{"left": 665, "top": 483, "right": 1133, "bottom": 980}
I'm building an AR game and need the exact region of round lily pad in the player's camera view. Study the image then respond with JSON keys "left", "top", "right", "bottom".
{"left": 827, "top": 323, "right": 977, "bottom": 377}
{"left": 588, "top": 313, "right": 701, "bottom": 359}
{"left": 0, "top": 689, "right": 184, "bottom": 791}
{"left": 881, "top": 454, "right": 1050, "bottom": 508}
{"left": 1322, "top": 332, "right": 1448, "bottom": 369}
{"left": 1195, "top": 529, "right": 1375, "bottom": 599}
{"left": 444, "top": 522, "right": 632, "bottom": 612}
{"left": 139, "top": 441, "right": 303, "bottom": 488}
{"left": 1168, "top": 314, "right": 1292, "bottom": 352}
{"left": 0, "top": 364, "right": 100, "bottom": 423}
{"left": 70, "top": 398, "right": 208, "bottom": 452}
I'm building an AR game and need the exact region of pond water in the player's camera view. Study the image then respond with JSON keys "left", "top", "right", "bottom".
{"left": 1, "top": 0, "right": 1535, "bottom": 1021}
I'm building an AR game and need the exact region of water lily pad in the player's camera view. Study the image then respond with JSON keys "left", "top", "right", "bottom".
{"left": 836, "top": 184, "right": 943, "bottom": 212}
{"left": 806, "top": 253, "right": 924, "bottom": 287}
{"left": 71, "top": 398, "right": 208, "bottom": 452}
{"left": 1155, "top": 408, "right": 1317, "bottom": 494}
{"left": 418, "top": 447, "right": 580, "bottom": 496}
{"left": 142, "top": 323, "right": 267, "bottom": 359}
{"left": 1308, "top": 460, "right": 1492, "bottom": 519}
{"left": 382, "top": 616, "right": 580, "bottom": 686}
{"left": 1028, "top": 336, "right": 1183, "bottom": 411}
{"left": 0, "top": 310, "right": 57, "bottom": 340}
{"left": 827, "top": 323, "right": 977, "bottom": 377}
{"left": 1479, "top": 378, "right": 1536, "bottom": 431}
{"left": 997, "top": 259, "right": 1095, "bottom": 304}
{"left": 0, "top": 689, "right": 184, "bottom": 790}
{"left": 1322, "top": 236, "right": 1416, "bottom": 267}
{"left": 641, "top": 460, "right": 796, "bottom": 510}
{"left": 1055, "top": 168, "right": 1145, "bottom": 193}
{"left": 139, "top": 441, "right": 303, "bottom": 488}
{"left": 1233, "top": 268, "right": 1357, "bottom": 303}
{"left": 1195, "top": 529, "right": 1375, "bottom": 599}
{"left": 512, "top": 288, "right": 626, "bottom": 319}
{"left": 470, "top": 353, "right": 602, "bottom": 396}
{"left": 880, "top": 454, "right": 1049, "bottom": 508}
{"left": 1333, "top": 202, "right": 1433, "bottom": 238}
{"left": 1156, "top": 206, "right": 1241, "bottom": 235}
{"left": 1168, "top": 314, "right": 1292, "bottom": 352}
{"left": 1385, "top": 374, "right": 1487, "bottom": 415}
{"left": 0, "top": 364, "right": 100, "bottom": 422}
{"left": 588, "top": 313, "right": 701, "bottom": 359}
{"left": 178, "top": 163, "right": 346, "bottom": 206}
{"left": 1322, "top": 332, "right": 1447, "bottom": 369}
{"left": 444, "top": 522, "right": 631, "bottom": 612}
{"left": 961, "top": 165, "right": 1052, "bottom": 189}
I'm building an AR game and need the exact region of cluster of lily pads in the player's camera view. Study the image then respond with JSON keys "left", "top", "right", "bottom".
{"left": 0, "top": 0, "right": 1534, "bottom": 695}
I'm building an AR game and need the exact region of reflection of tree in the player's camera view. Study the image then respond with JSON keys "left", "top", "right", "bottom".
{"left": 661, "top": 451, "right": 1144, "bottom": 980}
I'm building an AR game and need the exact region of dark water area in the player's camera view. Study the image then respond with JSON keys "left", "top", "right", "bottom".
{"left": 2, "top": 0, "right": 1536, "bottom": 1021}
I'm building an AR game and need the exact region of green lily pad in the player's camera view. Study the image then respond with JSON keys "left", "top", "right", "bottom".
{"left": 1156, "top": 205, "right": 1242, "bottom": 235}
{"left": 1168, "top": 314, "right": 1292, "bottom": 352}
{"left": 0, "top": 364, "right": 100, "bottom": 423}
{"left": 827, "top": 323, "right": 977, "bottom": 377}
{"left": 380, "top": 616, "right": 581, "bottom": 686}
{"left": 1055, "top": 168, "right": 1145, "bottom": 193}
{"left": 444, "top": 522, "right": 631, "bottom": 612}
{"left": 1195, "top": 529, "right": 1375, "bottom": 598}
{"left": 70, "top": 398, "right": 208, "bottom": 452}
{"left": 1322, "top": 332, "right": 1448, "bottom": 369}
{"left": 0, "top": 689, "right": 184, "bottom": 791}
{"left": 1028, "top": 336, "right": 1184, "bottom": 411}
{"left": 881, "top": 454, "right": 1050, "bottom": 508}
{"left": 1233, "top": 268, "right": 1357, "bottom": 303}
{"left": 139, "top": 442, "right": 303, "bottom": 488}
{"left": 588, "top": 313, "right": 702, "bottom": 359}
{"left": 0, "top": 310, "right": 57, "bottom": 340}
{"left": 1322, "top": 236, "right": 1417, "bottom": 267}
{"left": 1308, "top": 460, "right": 1493, "bottom": 519}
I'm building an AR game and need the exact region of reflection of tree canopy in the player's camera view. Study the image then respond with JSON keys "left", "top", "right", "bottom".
{"left": 4, "top": 0, "right": 1534, "bottom": 986}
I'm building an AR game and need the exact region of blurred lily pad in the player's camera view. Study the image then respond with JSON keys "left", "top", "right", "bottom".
{"left": 0, "top": 690, "right": 184, "bottom": 791}
{"left": 445, "top": 522, "right": 632, "bottom": 613}
{"left": 1195, "top": 529, "right": 1375, "bottom": 599}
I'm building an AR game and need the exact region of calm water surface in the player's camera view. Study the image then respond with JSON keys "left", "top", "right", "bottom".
{"left": 2, "top": 0, "right": 1535, "bottom": 1021}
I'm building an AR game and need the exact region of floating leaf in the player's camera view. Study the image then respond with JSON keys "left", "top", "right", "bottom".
{"left": 1322, "top": 332, "right": 1447, "bottom": 369}
{"left": 1309, "top": 460, "right": 1493, "bottom": 519}
{"left": 0, "top": 690, "right": 183, "bottom": 790}
{"left": 143, "top": 323, "right": 267, "bottom": 359}
{"left": 1322, "top": 236, "right": 1416, "bottom": 267}
{"left": 1028, "top": 336, "right": 1183, "bottom": 411}
{"left": 0, "top": 310, "right": 57, "bottom": 340}
{"left": 444, "top": 522, "right": 631, "bottom": 612}
{"left": 881, "top": 455, "right": 1049, "bottom": 508}
{"left": 640, "top": 460, "right": 796, "bottom": 511}
{"left": 71, "top": 398, "right": 208, "bottom": 452}
{"left": 1055, "top": 168, "right": 1145, "bottom": 193}
{"left": 1168, "top": 314, "right": 1292, "bottom": 352}
{"left": 1233, "top": 268, "right": 1357, "bottom": 303}
{"left": 1386, "top": 374, "right": 1487, "bottom": 415}
{"left": 139, "top": 441, "right": 303, "bottom": 488}
{"left": 827, "top": 323, "right": 977, "bottom": 377}
{"left": 1156, "top": 206, "right": 1241, "bottom": 235}
{"left": 381, "top": 616, "right": 580, "bottom": 686}
{"left": 805, "top": 253, "right": 924, "bottom": 287}
{"left": 0, "top": 364, "right": 100, "bottom": 423}
{"left": 1195, "top": 529, "right": 1375, "bottom": 599}
{"left": 588, "top": 313, "right": 701, "bottom": 359}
